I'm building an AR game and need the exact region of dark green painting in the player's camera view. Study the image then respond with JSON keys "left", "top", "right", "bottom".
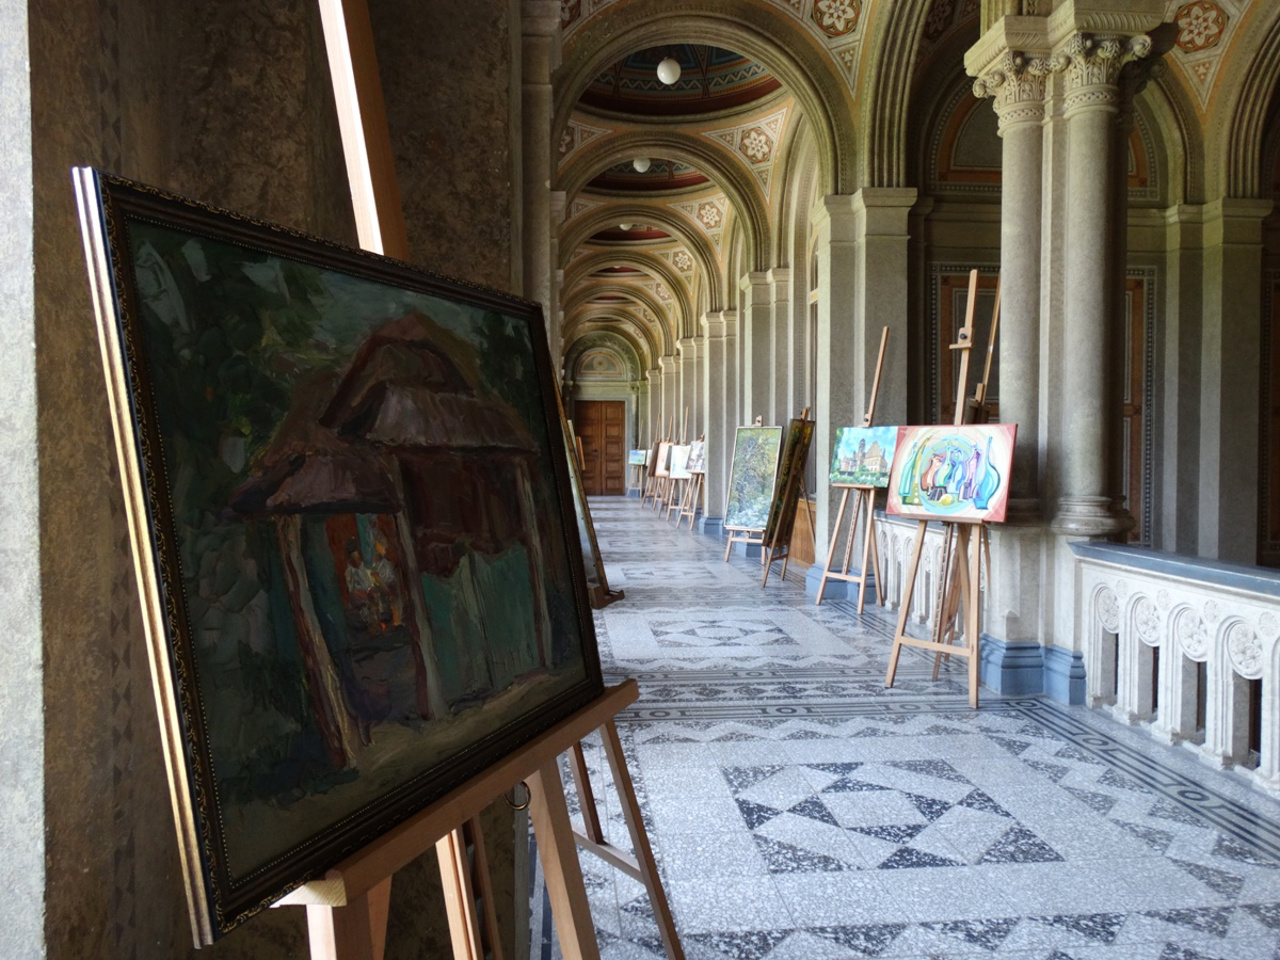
{"left": 75, "top": 170, "right": 601, "bottom": 941}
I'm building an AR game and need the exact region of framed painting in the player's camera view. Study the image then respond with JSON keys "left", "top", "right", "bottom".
{"left": 654, "top": 441, "right": 673, "bottom": 478}
{"left": 73, "top": 169, "right": 603, "bottom": 942}
{"left": 763, "top": 417, "right": 815, "bottom": 547}
{"left": 628, "top": 449, "right": 648, "bottom": 466}
{"left": 723, "top": 426, "right": 782, "bottom": 531}
{"left": 686, "top": 439, "right": 706, "bottom": 474}
{"left": 668, "top": 444, "right": 693, "bottom": 480}
{"left": 887, "top": 423, "right": 1017, "bottom": 523}
{"left": 829, "top": 425, "right": 899, "bottom": 487}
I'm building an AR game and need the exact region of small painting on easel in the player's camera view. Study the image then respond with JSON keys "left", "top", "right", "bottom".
{"left": 829, "top": 426, "right": 898, "bottom": 487}
{"left": 668, "top": 444, "right": 693, "bottom": 480}
{"left": 724, "top": 426, "right": 782, "bottom": 530}
{"left": 887, "top": 424, "right": 1017, "bottom": 523}
{"left": 686, "top": 439, "right": 706, "bottom": 474}
{"left": 628, "top": 449, "right": 648, "bottom": 466}
{"left": 654, "top": 441, "right": 673, "bottom": 478}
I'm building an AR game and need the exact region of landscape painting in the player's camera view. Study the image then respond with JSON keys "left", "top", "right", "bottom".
{"left": 654, "top": 441, "right": 673, "bottom": 478}
{"left": 74, "top": 170, "right": 602, "bottom": 941}
{"left": 668, "top": 444, "right": 693, "bottom": 480}
{"left": 629, "top": 449, "right": 648, "bottom": 466}
{"left": 686, "top": 439, "right": 706, "bottom": 474}
{"left": 887, "top": 423, "right": 1017, "bottom": 523}
{"left": 724, "top": 426, "right": 782, "bottom": 531}
{"left": 829, "top": 425, "right": 899, "bottom": 487}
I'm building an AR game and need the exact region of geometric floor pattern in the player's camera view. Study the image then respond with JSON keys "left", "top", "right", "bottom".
{"left": 532, "top": 498, "right": 1280, "bottom": 960}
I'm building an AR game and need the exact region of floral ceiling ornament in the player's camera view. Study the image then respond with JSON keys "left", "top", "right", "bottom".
{"left": 813, "top": 0, "right": 861, "bottom": 38}
{"left": 673, "top": 250, "right": 694, "bottom": 272}
{"left": 1174, "top": 0, "right": 1228, "bottom": 53}
{"left": 739, "top": 127, "right": 773, "bottom": 163}
{"left": 697, "top": 201, "right": 723, "bottom": 229}
{"left": 923, "top": 0, "right": 956, "bottom": 43}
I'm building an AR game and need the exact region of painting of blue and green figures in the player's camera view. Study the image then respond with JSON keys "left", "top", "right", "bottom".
{"left": 829, "top": 425, "right": 899, "bottom": 487}
{"left": 887, "top": 423, "right": 1017, "bottom": 523}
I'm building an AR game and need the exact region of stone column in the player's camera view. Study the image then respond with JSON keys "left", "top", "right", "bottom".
{"left": 768, "top": 266, "right": 792, "bottom": 423}
{"left": 701, "top": 312, "right": 733, "bottom": 533}
{"left": 548, "top": 192, "right": 566, "bottom": 359}
{"left": 1050, "top": 32, "right": 1152, "bottom": 537}
{"left": 659, "top": 355, "right": 679, "bottom": 438}
{"left": 677, "top": 336, "right": 700, "bottom": 441}
{"left": 520, "top": 2, "right": 559, "bottom": 323}
{"left": 973, "top": 52, "right": 1049, "bottom": 511}
{"left": 740, "top": 271, "right": 772, "bottom": 424}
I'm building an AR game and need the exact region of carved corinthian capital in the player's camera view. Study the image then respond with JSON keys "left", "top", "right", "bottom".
{"left": 1051, "top": 32, "right": 1154, "bottom": 114}
{"left": 973, "top": 50, "right": 1052, "bottom": 130}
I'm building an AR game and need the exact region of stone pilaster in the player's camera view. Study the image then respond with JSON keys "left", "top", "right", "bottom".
{"left": 701, "top": 311, "right": 735, "bottom": 532}
{"left": 645, "top": 367, "right": 662, "bottom": 445}
{"left": 767, "top": 266, "right": 792, "bottom": 424}
{"left": 740, "top": 271, "right": 772, "bottom": 425}
{"left": 520, "top": 2, "right": 559, "bottom": 321}
{"left": 659, "top": 354, "right": 679, "bottom": 439}
{"left": 677, "top": 337, "right": 699, "bottom": 441}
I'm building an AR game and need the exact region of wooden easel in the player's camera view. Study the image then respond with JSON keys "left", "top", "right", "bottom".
{"left": 649, "top": 416, "right": 674, "bottom": 514}
{"left": 884, "top": 270, "right": 988, "bottom": 709}
{"left": 677, "top": 436, "right": 704, "bottom": 530}
{"left": 274, "top": 682, "right": 682, "bottom": 960}
{"left": 661, "top": 408, "right": 689, "bottom": 520}
{"left": 761, "top": 407, "right": 813, "bottom": 587}
{"left": 312, "top": 5, "right": 674, "bottom": 958}
{"left": 816, "top": 327, "right": 888, "bottom": 612}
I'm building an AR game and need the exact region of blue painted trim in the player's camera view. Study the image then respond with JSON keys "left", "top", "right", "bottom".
{"left": 1043, "top": 645, "right": 1087, "bottom": 705}
{"left": 1070, "top": 541, "right": 1280, "bottom": 598}
{"left": 978, "top": 636, "right": 1044, "bottom": 696}
{"left": 627, "top": 488, "right": 641, "bottom": 499}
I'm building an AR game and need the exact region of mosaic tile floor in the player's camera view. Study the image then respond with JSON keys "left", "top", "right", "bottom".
{"left": 531, "top": 498, "right": 1280, "bottom": 960}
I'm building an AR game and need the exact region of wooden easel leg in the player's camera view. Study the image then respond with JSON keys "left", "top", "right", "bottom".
{"left": 568, "top": 741, "right": 604, "bottom": 844}
{"left": 816, "top": 488, "right": 851, "bottom": 605}
{"left": 869, "top": 512, "right": 884, "bottom": 607}
{"left": 599, "top": 721, "right": 685, "bottom": 960}
{"left": 723, "top": 531, "right": 734, "bottom": 562}
{"left": 885, "top": 521, "right": 928, "bottom": 689}
{"left": 856, "top": 491, "right": 876, "bottom": 615}
{"left": 438, "top": 827, "right": 486, "bottom": 960}
{"left": 305, "top": 876, "right": 391, "bottom": 960}
{"left": 528, "top": 759, "right": 601, "bottom": 960}
{"left": 842, "top": 492, "right": 863, "bottom": 578}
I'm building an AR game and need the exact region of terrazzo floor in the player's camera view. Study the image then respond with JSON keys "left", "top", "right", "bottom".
{"left": 530, "top": 497, "right": 1280, "bottom": 960}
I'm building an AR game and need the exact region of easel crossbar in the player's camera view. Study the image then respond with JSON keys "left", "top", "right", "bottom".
{"left": 276, "top": 680, "right": 640, "bottom": 908}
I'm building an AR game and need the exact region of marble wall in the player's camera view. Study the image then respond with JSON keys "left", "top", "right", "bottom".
{"left": 21, "top": 0, "right": 522, "bottom": 957}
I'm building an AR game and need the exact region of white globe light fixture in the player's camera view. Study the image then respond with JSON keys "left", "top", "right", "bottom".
{"left": 632, "top": 157, "right": 652, "bottom": 173}
{"left": 656, "top": 56, "right": 681, "bottom": 86}
{"left": 618, "top": 223, "right": 634, "bottom": 231}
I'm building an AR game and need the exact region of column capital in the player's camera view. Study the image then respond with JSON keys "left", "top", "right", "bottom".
{"left": 1051, "top": 32, "right": 1156, "bottom": 116}
{"left": 658, "top": 354, "right": 678, "bottom": 373}
{"left": 972, "top": 49, "right": 1052, "bottom": 130}
{"left": 677, "top": 337, "right": 699, "bottom": 358}
{"left": 738, "top": 271, "right": 769, "bottom": 291}
{"left": 701, "top": 310, "right": 738, "bottom": 339}
{"left": 766, "top": 266, "right": 791, "bottom": 285}
{"left": 645, "top": 367, "right": 661, "bottom": 384}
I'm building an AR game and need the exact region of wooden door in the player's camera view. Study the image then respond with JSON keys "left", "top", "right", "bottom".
{"left": 575, "top": 400, "right": 626, "bottom": 496}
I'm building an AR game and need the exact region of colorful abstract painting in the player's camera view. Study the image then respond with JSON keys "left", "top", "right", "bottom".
{"left": 74, "top": 170, "right": 602, "bottom": 941}
{"left": 829, "top": 425, "right": 899, "bottom": 487}
{"left": 887, "top": 423, "right": 1017, "bottom": 523}
{"left": 724, "top": 426, "right": 782, "bottom": 531}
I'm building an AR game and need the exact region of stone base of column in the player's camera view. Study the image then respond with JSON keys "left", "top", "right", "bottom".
{"left": 698, "top": 516, "right": 725, "bottom": 538}
{"left": 729, "top": 539, "right": 763, "bottom": 559}
{"left": 978, "top": 635, "right": 1045, "bottom": 696}
{"left": 1051, "top": 496, "right": 1135, "bottom": 537}
{"left": 1003, "top": 497, "right": 1044, "bottom": 525}
{"left": 627, "top": 488, "right": 641, "bottom": 499}
{"left": 1044, "top": 644, "right": 1087, "bottom": 705}
{"left": 802, "top": 563, "right": 879, "bottom": 602}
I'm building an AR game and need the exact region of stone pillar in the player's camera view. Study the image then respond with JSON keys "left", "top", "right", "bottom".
{"left": 740, "top": 271, "right": 772, "bottom": 424}
{"left": 548, "top": 192, "right": 566, "bottom": 358}
{"left": 659, "top": 355, "right": 678, "bottom": 438}
{"left": 645, "top": 367, "right": 662, "bottom": 444}
{"left": 701, "top": 312, "right": 733, "bottom": 533}
{"left": 1198, "top": 198, "right": 1273, "bottom": 562}
{"left": 1050, "top": 32, "right": 1153, "bottom": 537}
{"left": 520, "top": 2, "right": 559, "bottom": 320}
{"left": 768, "top": 266, "right": 792, "bottom": 423}
{"left": 677, "top": 337, "right": 699, "bottom": 441}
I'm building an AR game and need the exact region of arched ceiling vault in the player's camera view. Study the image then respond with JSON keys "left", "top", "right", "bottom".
{"left": 563, "top": 250, "right": 696, "bottom": 332}
{"left": 562, "top": 309, "right": 662, "bottom": 369}
{"left": 561, "top": 280, "right": 678, "bottom": 354}
{"left": 559, "top": 205, "right": 725, "bottom": 314}
{"left": 562, "top": 330, "right": 645, "bottom": 382}
{"left": 559, "top": 130, "right": 772, "bottom": 272}
{"left": 859, "top": 0, "right": 933, "bottom": 188}
{"left": 554, "top": 6, "right": 856, "bottom": 195}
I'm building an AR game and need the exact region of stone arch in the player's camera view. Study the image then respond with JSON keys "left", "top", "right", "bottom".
{"left": 555, "top": 4, "right": 857, "bottom": 194}
{"left": 562, "top": 309, "right": 662, "bottom": 369}
{"left": 1223, "top": 6, "right": 1280, "bottom": 197}
{"left": 561, "top": 279, "right": 678, "bottom": 355}
{"left": 559, "top": 205, "right": 725, "bottom": 314}
{"left": 559, "top": 129, "right": 772, "bottom": 273}
{"left": 563, "top": 330, "right": 645, "bottom": 383}
{"left": 860, "top": 0, "right": 935, "bottom": 187}
{"left": 773, "top": 112, "right": 820, "bottom": 268}
{"left": 563, "top": 250, "right": 698, "bottom": 333}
